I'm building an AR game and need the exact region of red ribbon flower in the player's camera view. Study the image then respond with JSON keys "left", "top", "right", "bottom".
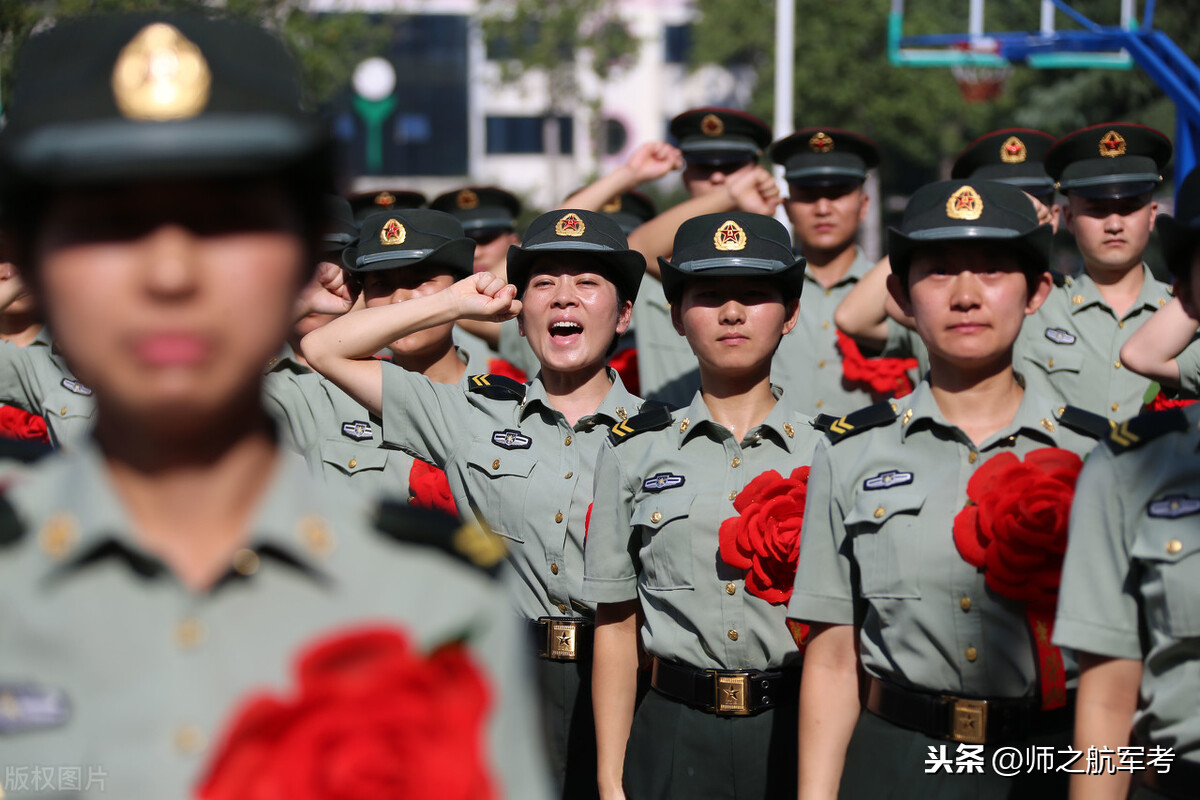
{"left": 408, "top": 459, "right": 457, "bottom": 517}
{"left": 952, "top": 448, "right": 1083, "bottom": 709}
{"left": 486, "top": 358, "right": 527, "bottom": 384}
{"left": 606, "top": 347, "right": 640, "bottom": 396}
{"left": 718, "top": 466, "right": 810, "bottom": 605}
{"left": 0, "top": 405, "right": 49, "bottom": 443}
{"left": 836, "top": 330, "right": 918, "bottom": 399}
{"left": 1143, "top": 388, "right": 1197, "bottom": 413}
{"left": 196, "top": 627, "right": 496, "bottom": 800}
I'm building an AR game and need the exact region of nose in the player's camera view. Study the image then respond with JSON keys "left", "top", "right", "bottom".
{"left": 718, "top": 298, "right": 746, "bottom": 325}
{"left": 1103, "top": 213, "right": 1124, "bottom": 233}
{"left": 709, "top": 170, "right": 727, "bottom": 185}
{"left": 948, "top": 270, "right": 982, "bottom": 310}
{"left": 141, "top": 224, "right": 199, "bottom": 299}
{"left": 551, "top": 278, "right": 579, "bottom": 307}
{"left": 814, "top": 196, "right": 832, "bottom": 214}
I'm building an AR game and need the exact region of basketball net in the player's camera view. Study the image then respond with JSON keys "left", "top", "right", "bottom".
{"left": 951, "top": 41, "right": 1012, "bottom": 103}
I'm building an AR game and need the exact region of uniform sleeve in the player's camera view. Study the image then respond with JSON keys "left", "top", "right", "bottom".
{"left": 581, "top": 439, "right": 639, "bottom": 603}
{"left": 880, "top": 318, "right": 917, "bottom": 360}
{"left": 787, "top": 437, "right": 856, "bottom": 625}
{"left": 379, "top": 361, "right": 474, "bottom": 467}
{"left": 1175, "top": 337, "right": 1200, "bottom": 395}
{"left": 0, "top": 340, "right": 47, "bottom": 412}
{"left": 262, "top": 372, "right": 315, "bottom": 452}
{"left": 1052, "top": 445, "right": 1143, "bottom": 659}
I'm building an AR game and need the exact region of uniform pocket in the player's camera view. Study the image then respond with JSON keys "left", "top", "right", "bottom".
{"left": 319, "top": 439, "right": 389, "bottom": 476}
{"left": 465, "top": 440, "right": 535, "bottom": 543}
{"left": 1021, "top": 346, "right": 1084, "bottom": 376}
{"left": 633, "top": 494, "right": 694, "bottom": 590}
{"left": 1130, "top": 520, "right": 1200, "bottom": 637}
{"left": 845, "top": 488, "right": 927, "bottom": 599}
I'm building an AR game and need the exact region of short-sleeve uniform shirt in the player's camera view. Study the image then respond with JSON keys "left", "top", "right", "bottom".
{"left": 0, "top": 328, "right": 95, "bottom": 447}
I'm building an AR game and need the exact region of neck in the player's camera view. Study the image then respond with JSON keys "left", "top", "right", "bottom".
{"left": 285, "top": 332, "right": 309, "bottom": 367}
{"left": 801, "top": 242, "right": 858, "bottom": 287}
{"left": 94, "top": 389, "right": 280, "bottom": 592}
{"left": 541, "top": 363, "right": 612, "bottom": 427}
{"left": 926, "top": 356, "right": 1024, "bottom": 446}
{"left": 1085, "top": 261, "right": 1145, "bottom": 317}
{"left": 393, "top": 342, "right": 465, "bottom": 386}
{"left": 0, "top": 316, "right": 41, "bottom": 347}
{"left": 698, "top": 368, "right": 777, "bottom": 440}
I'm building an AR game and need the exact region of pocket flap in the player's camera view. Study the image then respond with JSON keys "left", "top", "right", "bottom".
{"left": 632, "top": 494, "right": 692, "bottom": 531}
{"left": 466, "top": 441, "right": 536, "bottom": 479}
{"left": 320, "top": 439, "right": 389, "bottom": 474}
{"left": 845, "top": 488, "right": 927, "bottom": 527}
{"left": 1130, "top": 522, "right": 1200, "bottom": 564}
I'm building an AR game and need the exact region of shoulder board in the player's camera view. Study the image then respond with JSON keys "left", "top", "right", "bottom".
{"left": 0, "top": 492, "right": 24, "bottom": 548}
{"left": 826, "top": 400, "right": 899, "bottom": 444}
{"left": 637, "top": 399, "right": 673, "bottom": 415}
{"left": 373, "top": 501, "right": 505, "bottom": 578}
{"left": 1054, "top": 405, "right": 1111, "bottom": 440}
{"left": 812, "top": 413, "right": 839, "bottom": 433}
{"left": 1105, "top": 408, "right": 1191, "bottom": 454}
{"left": 466, "top": 373, "right": 526, "bottom": 401}
{"left": 1050, "top": 270, "right": 1068, "bottom": 288}
{"left": 608, "top": 404, "right": 673, "bottom": 446}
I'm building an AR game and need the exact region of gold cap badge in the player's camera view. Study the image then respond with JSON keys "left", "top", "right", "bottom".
{"left": 456, "top": 189, "right": 479, "bottom": 210}
{"left": 946, "top": 186, "right": 983, "bottom": 221}
{"left": 555, "top": 212, "right": 586, "bottom": 237}
{"left": 1100, "top": 130, "right": 1127, "bottom": 158}
{"left": 701, "top": 113, "right": 725, "bottom": 137}
{"left": 380, "top": 218, "right": 406, "bottom": 246}
{"left": 714, "top": 220, "right": 747, "bottom": 251}
{"left": 1000, "top": 136, "right": 1027, "bottom": 164}
{"left": 374, "top": 191, "right": 396, "bottom": 208}
{"left": 809, "top": 132, "right": 834, "bottom": 153}
{"left": 112, "top": 23, "right": 212, "bottom": 121}
{"left": 601, "top": 196, "right": 622, "bottom": 214}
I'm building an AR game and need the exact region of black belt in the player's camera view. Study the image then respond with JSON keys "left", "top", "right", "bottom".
{"left": 529, "top": 617, "right": 592, "bottom": 661}
{"left": 866, "top": 677, "right": 1074, "bottom": 745}
{"left": 650, "top": 658, "right": 797, "bottom": 717}
{"left": 1140, "top": 757, "right": 1200, "bottom": 799}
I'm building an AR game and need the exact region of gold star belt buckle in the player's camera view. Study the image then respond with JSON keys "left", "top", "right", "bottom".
{"left": 710, "top": 670, "right": 752, "bottom": 716}
{"left": 946, "top": 696, "right": 988, "bottom": 744}
{"left": 547, "top": 619, "right": 580, "bottom": 661}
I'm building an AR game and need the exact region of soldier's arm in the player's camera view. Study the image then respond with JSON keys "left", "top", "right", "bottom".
{"left": 593, "top": 599, "right": 640, "bottom": 800}
{"left": 1117, "top": 296, "right": 1199, "bottom": 388}
{"left": 834, "top": 255, "right": 916, "bottom": 349}
{"left": 560, "top": 141, "right": 683, "bottom": 212}
{"left": 1069, "top": 653, "right": 1141, "bottom": 800}
{"left": 798, "top": 623, "right": 861, "bottom": 800}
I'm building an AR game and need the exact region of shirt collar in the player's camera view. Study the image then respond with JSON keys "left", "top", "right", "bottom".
{"left": 803, "top": 246, "right": 873, "bottom": 287}
{"left": 519, "top": 367, "right": 642, "bottom": 428}
{"left": 1067, "top": 265, "right": 1170, "bottom": 317}
{"left": 677, "top": 385, "right": 800, "bottom": 453}
{"left": 264, "top": 343, "right": 311, "bottom": 376}
{"left": 897, "top": 380, "right": 1059, "bottom": 449}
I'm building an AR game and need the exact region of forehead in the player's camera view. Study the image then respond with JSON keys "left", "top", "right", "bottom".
{"left": 909, "top": 240, "right": 1022, "bottom": 268}
{"left": 527, "top": 256, "right": 614, "bottom": 281}
{"left": 682, "top": 274, "right": 784, "bottom": 296}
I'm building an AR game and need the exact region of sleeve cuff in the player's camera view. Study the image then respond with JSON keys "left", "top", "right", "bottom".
{"left": 786, "top": 590, "right": 855, "bottom": 626}
{"left": 1051, "top": 616, "right": 1142, "bottom": 660}
{"left": 581, "top": 575, "right": 638, "bottom": 604}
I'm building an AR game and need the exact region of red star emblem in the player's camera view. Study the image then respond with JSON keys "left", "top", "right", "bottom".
{"left": 954, "top": 194, "right": 977, "bottom": 213}
{"left": 561, "top": 216, "right": 581, "bottom": 232}
{"left": 719, "top": 224, "right": 740, "bottom": 244}
{"left": 1005, "top": 142, "right": 1021, "bottom": 155}
{"left": 383, "top": 220, "right": 401, "bottom": 240}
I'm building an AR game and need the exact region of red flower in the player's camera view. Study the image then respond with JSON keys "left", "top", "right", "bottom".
{"left": 607, "top": 348, "right": 640, "bottom": 396}
{"left": 196, "top": 627, "right": 496, "bottom": 800}
{"left": 1143, "top": 389, "right": 1197, "bottom": 413}
{"left": 408, "top": 460, "right": 457, "bottom": 517}
{"left": 0, "top": 405, "right": 49, "bottom": 443}
{"left": 718, "top": 466, "right": 810, "bottom": 604}
{"left": 486, "top": 358, "right": 527, "bottom": 384}
{"left": 952, "top": 448, "right": 1083, "bottom": 608}
{"left": 836, "top": 330, "right": 918, "bottom": 399}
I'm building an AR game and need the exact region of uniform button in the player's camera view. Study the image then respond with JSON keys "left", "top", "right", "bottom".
{"left": 650, "top": 511, "right": 662, "bottom": 524}
{"left": 298, "top": 515, "right": 334, "bottom": 557}
{"left": 1072, "top": 294, "right": 1084, "bottom": 305}
{"left": 1112, "top": 403, "right": 1120, "bottom": 412}
{"left": 554, "top": 512, "right": 563, "bottom": 523}
{"left": 968, "top": 452, "right": 978, "bottom": 464}
{"left": 173, "top": 724, "right": 206, "bottom": 755}
{"left": 491, "top": 459, "right": 500, "bottom": 470}
{"left": 558, "top": 603, "right": 568, "bottom": 613}
{"left": 965, "top": 646, "right": 978, "bottom": 662}
{"left": 818, "top": 360, "right": 826, "bottom": 368}
{"left": 232, "top": 548, "right": 259, "bottom": 576}
{"left": 564, "top": 472, "right": 573, "bottom": 479}
{"left": 729, "top": 491, "right": 737, "bottom": 501}
{"left": 39, "top": 513, "right": 78, "bottom": 560}
{"left": 1167, "top": 539, "right": 1183, "bottom": 555}
{"left": 873, "top": 506, "right": 885, "bottom": 519}
{"left": 731, "top": 457, "right": 741, "bottom": 468}
{"left": 1114, "top": 360, "right": 1122, "bottom": 369}
{"left": 824, "top": 288, "right": 832, "bottom": 297}
{"left": 725, "top": 583, "right": 736, "bottom": 595}
{"left": 1118, "top": 320, "right": 1125, "bottom": 329}
{"left": 815, "top": 400, "right": 823, "bottom": 409}
{"left": 59, "top": 406, "right": 68, "bottom": 416}
{"left": 550, "top": 563, "right": 559, "bottom": 575}
{"left": 960, "top": 596, "right": 972, "bottom": 612}
{"left": 728, "top": 629, "right": 739, "bottom": 641}
{"left": 175, "top": 618, "right": 206, "bottom": 649}
{"left": 1047, "top": 358, "right": 1055, "bottom": 368}
{"left": 564, "top": 435, "right": 573, "bottom": 446}
{"left": 822, "top": 321, "right": 830, "bottom": 329}
{"left": 347, "top": 458, "right": 357, "bottom": 469}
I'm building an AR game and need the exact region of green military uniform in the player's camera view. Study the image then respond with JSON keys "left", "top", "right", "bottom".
{"left": 0, "top": 328, "right": 95, "bottom": 448}
{"left": 0, "top": 443, "right": 552, "bottom": 800}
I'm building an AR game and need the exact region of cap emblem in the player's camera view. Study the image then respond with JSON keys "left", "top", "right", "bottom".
{"left": 555, "top": 213, "right": 586, "bottom": 237}
{"left": 601, "top": 196, "right": 622, "bottom": 214}
{"left": 946, "top": 186, "right": 984, "bottom": 221}
{"left": 714, "top": 220, "right": 747, "bottom": 251}
{"left": 1000, "top": 136, "right": 1027, "bottom": 164}
{"left": 457, "top": 189, "right": 479, "bottom": 210}
{"left": 808, "top": 132, "right": 835, "bottom": 153}
{"left": 701, "top": 114, "right": 725, "bottom": 137}
{"left": 1100, "top": 130, "right": 1127, "bottom": 158}
{"left": 374, "top": 191, "right": 396, "bottom": 208}
{"left": 380, "top": 219, "right": 407, "bottom": 246}
{"left": 112, "top": 23, "right": 212, "bottom": 121}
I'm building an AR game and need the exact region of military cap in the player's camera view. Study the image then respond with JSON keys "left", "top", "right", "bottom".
{"left": 1156, "top": 169, "right": 1200, "bottom": 277}
{"left": 669, "top": 107, "right": 772, "bottom": 167}
{"left": 1044, "top": 123, "right": 1171, "bottom": 199}
{"left": 888, "top": 180, "right": 1053, "bottom": 279}
{"left": 348, "top": 189, "right": 426, "bottom": 223}
{"left": 0, "top": 15, "right": 329, "bottom": 191}
{"left": 430, "top": 187, "right": 520, "bottom": 236}
{"left": 506, "top": 209, "right": 646, "bottom": 302}
{"left": 770, "top": 127, "right": 880, "bottom": 187}
{"left": 952, "top": 128, "right": 1056, "bottom": 200}
{"left": 658, "top": 212, "right": 806, "bottom": 304}
{"left": 343, "top": 209, "right": 474, "bottom": 277}
{"left": 320, "top": 195, "right": 358, "bottom": 256}
{"left": 598, "top": 190, "right": 657, "bottom": 235}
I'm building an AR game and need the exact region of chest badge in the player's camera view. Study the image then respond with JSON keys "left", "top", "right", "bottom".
{"left": 864, "top": 470, "right": 914, "bottom": 491}
{"left": 491, "top": 429, "right": 532, "bottom": 450}
{"left": 1148, "top": 495, "right": 1200, "bottom": 519}
{"left": 60, "top": 378, "right": 93, "bottom": 396}
{"left": 1044, "top": 328, "right": 1076, "bottom": 345}
{"left": 642, "top": 472, "right": 685, "bottom": 493}
{"left": 341, "top": 420, "right": 373, "bottom": 441}
{"left": 0, "top": 684, "right": 72, "bottom": 733}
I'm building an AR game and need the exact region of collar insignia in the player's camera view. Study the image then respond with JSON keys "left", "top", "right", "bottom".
{"left": 700, "top": 113, "right": 725, "bottom": 137}
{"left": 1000, "top": 136, "right": 1027, "bottom": 164}
{"left": 1044, "top": 328, "right": 1077, "bottom": 345}
{"left": 555, "top": 212, "right": 585, "bottom": 237}
{"left": 1148, "top": 495, "right": 1200, "bottom": 519}
{"left": 642, "top": 472, "right": 685, "bottom": 493}
{"left": 714, "top": 220, "right": 747, "bottom": 251}
{"left": 863, "top": 470, "right": 913, "bottom": 491}
{"left": 808, "top": 131, "right": 834, "bottom": 153}
{"left": 112, "top": 23, "right": 211, "bottom": 121}
{"left": 946, "top": 185, "right": 983, "bottom": 221}
{"left": 380, "top": 218, "right": 406, "bottom": 246}
{"left": 341, "top": 420, "right": 373, "bottom": 441}
{"left": 491, "top": 429, "right": 532, "bottom": 450}
{"left": 1100, "top": 130, "right": 1127, "bottom": 158}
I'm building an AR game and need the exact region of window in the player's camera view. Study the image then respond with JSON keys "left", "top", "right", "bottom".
{"left": 486, "top": 116, "right": 574, "bottom": 155}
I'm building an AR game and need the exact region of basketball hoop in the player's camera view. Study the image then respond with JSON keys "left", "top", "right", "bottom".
{"left": 950, "top": 41, "right": 1012, "bottom": 103}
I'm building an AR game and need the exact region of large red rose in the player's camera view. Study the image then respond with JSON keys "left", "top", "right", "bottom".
{"left": 836, "top": 330, "right": 918, "bottom": 399}
{"left": 718, "top": 466, "right": 810, "bottom": 604}
{"left": 408, "top": 459, "right": 457, "bottom": 517}
{"left": 196, "top": 627, "right": 496, "bottom": 800}
{"left": 0, "top": 405, "right": 48, "bottom": 443}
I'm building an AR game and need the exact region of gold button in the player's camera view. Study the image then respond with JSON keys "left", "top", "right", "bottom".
{"left": 232, "top": 548, "right": 259, "bottom": 576}
{"left": 650, "top": 511, "right": 662, "bottom": 524}
{"left": 1047, "top": 358, "right": 1055, "bottom": 368}
{"left": 1118, "top": 320, "right": 1125, "bottom": 329}
{"left": 818, "top": 360, "right": 826, "bottom": 368}
{"left": 1112, "top": 403, "right": 1120, "bottom": 412}
{"left": 347, "top": 458, "right": 357, "bottom": 469}
{"left": 1114, "top": 360, "right": 1122, "bottom": 369}
{"left": 728, "top": 629, "right": 739, "bottom": 641}
{"left": 731, "top": 457, "right": 741, "bottom": 468}
{"left": 554, "top": 512, "right": 563, "bottom": 523}
{"left": 965, "top": 646, "right": 978, "bottom": 662}
{"left": 1072, "top": 294, "right": 1084, "bottom": 305}
{"left": 298, "top": 515, "right": 334, "bottom": 556}
{"left": 873, "top": 506, "right": 885, "bottom": 519}
{"left": 968, "top": 452, "right": 978, "bottom": 464}
{"left": 822, "top": 321, "right": 830, "bottom": 329}
{"left": 39, "top": 513, "right": 78, "bottom": 560}
{"left": 1158, "top": 298, "right": 1167, "bottom": 307}
{"left": 564, "top": 435, "right": 573, "bottom": 446}
{"left": 59, "top": 406, "right": 68, "bottom": 416}
{"left": 550, "top": 562, "right": 559, "bottom": 575}
{"left": 175, "top": 618, "right": 206, "bottom": 649}
{"left": 725, "top": 583, "right": 736, "bottom": 595}
{"left": 1167, "top": 539, "right": 1183, "bottom": 555}
{"left": 491, "top": 459, "right": 500, "bottom": 470}
{"left": 558, "top": 603, "right": 568, "bottom": 613}
{"left": 729, "top": 491, "right": 737, "bottom": 501}
{"left": 960, "top": 596, "right": 972, "bottom": 612}
{"left": 564, "top": 471, "right": 573, "bottom": 479}
{"left": 174, "top": 724, "right": 206, "bottom": 755}
{"left": 824, "top": 288, "right": 832, "bottom": 297}
{"left": 815, "top": 400, "right": 824, "bottom": 409}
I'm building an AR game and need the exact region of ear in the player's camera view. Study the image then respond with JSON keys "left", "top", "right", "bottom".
{"left": 886, "top": 272, "right": 913, "bottom": 318}
{"left": 1062, "top": 198, "right": 1078, "bottom": 235}
{"left": 615, "top": 299, "right": 633, "bottom": 335}
{"left": 1148, "top": 200, "right": 1160, "bottom": 231}
{"left": 857, "top": 191, "right": 870, "bottom": 224}
{"left": 1026, "top": 271, "right": 1054, "bottom": 315}
{"left": 1049, "top": 203, "right": 1062, "bottom": 235}
{"left": 780, "top": 297, "right": 801, "bottom": 336}
{"left": 670, "top": 300, "right": 686, "bottom": 337}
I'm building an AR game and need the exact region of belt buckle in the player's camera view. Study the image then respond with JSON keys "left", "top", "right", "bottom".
{"left": 710, "top": 671, "right": 752, "bottom": 716}
{"left": 546, "top": 619, "right": 579, "bottom": 661}
{"left": 946, "top": 696, "right": 988, "bottom": 744}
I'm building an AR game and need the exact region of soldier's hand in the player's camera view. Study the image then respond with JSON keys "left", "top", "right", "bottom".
{"left": 294, "top": 260, "right": 355, "bottom": 320}
{"left": 625, "top": 141, "right": 684, "bottom": 183}
{"left": 450, "top": 273, "right": 522, "bottom": 322}
{"left": 726, "top": 164, "right": 782, "bottom": 215}
{"left": 0, "top": 263, "right": 31, "bottom": 313}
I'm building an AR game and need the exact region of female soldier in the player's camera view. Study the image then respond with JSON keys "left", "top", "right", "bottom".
{"left": 302, "top": 208, "right": 645, "bottom": 800}
{"left": 788, "top": 181, "right": 1107, "bottom": 799}
{"left": 584, "top": 211, "right": 821, "bottom": 800}
{"left": 1054, "top": 168, "right": 1200, "bottom": 800}
{"left": 0, "top": 15, "right": 549, "bottom": 799}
